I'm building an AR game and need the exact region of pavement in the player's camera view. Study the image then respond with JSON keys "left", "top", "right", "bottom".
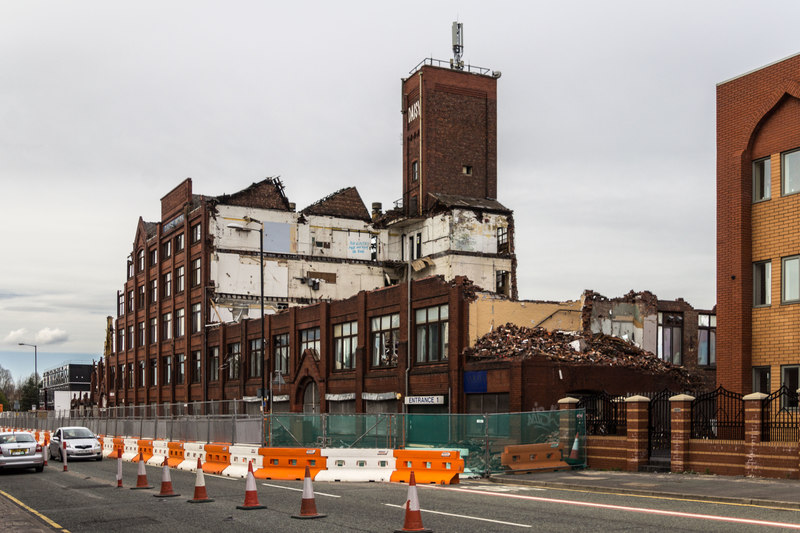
{"left": 489, "top": 468, "right": 800, "bottom": 509}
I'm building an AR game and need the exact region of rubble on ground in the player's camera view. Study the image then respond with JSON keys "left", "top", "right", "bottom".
{"left": 464, "top": 323, "right": 691, "bottom": 380}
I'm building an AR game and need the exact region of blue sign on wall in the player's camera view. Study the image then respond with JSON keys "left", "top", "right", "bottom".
{"left": 463, "top": 371, "right": 487, "bottom": 394}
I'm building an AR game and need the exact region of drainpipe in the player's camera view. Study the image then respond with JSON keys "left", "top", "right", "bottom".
{"left": 405, "top": 236, "right": 411, "bottom": 413}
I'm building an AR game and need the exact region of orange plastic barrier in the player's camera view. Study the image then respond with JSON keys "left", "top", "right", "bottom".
{"left": 254, "top": 448, "right": 326, "bottom": 480}
{"left": 500, "top": 443, "right": 569, "bottom": 473}
{"left": 202, "top": 443, "right": 232, "bottom": 474}
{"left": 167, "top": 441, "right": 185, "bottom": 468}
{"left": 112, "top": 437, "right": 125, "bottom": 458}
{"left": 391, "top": 450, "right": 463, "bottom": 485}
{"left": 136, "top": 439, "right": 154, "bottom": 463}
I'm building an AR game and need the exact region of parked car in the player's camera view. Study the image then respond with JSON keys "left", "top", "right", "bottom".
{"left": 0, "top": 431, "right": 45, "bottom": 472}
{"left": 49, "top": 426, "right": 102, "bottom": 462}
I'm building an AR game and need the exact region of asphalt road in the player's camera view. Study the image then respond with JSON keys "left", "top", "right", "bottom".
{"left": 3, "top": 459, "right": 800, "bottom": 532}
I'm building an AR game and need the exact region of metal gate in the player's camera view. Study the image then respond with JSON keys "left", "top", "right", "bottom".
{"left": 647, "top": 389, "right": 672, "bottom": 461}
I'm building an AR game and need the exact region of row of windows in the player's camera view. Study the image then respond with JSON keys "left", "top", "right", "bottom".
{"left": 117, "top": 304, "right": 202, "bottom": 351}
{"left": 656, "top": 312, "right": 716, "bottom": 367}
{"left": 753, "top": 257, "right": 800, "bottom": 306}
{"left": 753, "top": 365, "right": 800, "bottom": 408}
{"left": 119, "top": 259, "right": 201, "bottom": 316}
{"left": 127, "top": 223, "right": 202, "bottom": 279}
{"left": 753, "top": 149, "right": 800, "bottom": 202}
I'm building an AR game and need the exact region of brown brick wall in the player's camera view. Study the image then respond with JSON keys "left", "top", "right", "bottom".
{"left": 717, "top": 52, "right": 800, "bottom": 394}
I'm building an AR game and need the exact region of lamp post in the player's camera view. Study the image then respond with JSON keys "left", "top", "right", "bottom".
{"left": 18, "top": 343, "right": 38, "bottom": 409}
{"left": 228, "top": 217, "right": 267, "bottom": 446}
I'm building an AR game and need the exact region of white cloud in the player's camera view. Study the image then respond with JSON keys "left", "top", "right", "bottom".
{"left": 3, "top": 329, "right": 28, "bottom": 344}
{"left": 35, "top": 328, "right": 69, "bottom": 345}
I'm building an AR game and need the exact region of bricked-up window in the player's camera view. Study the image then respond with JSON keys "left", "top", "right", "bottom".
{"left": 127, "top": 289, "right": 134, "bottom": 313}
{"left": 781, "top": 365, "right": 800, "bottom": 409}
{"left": 300, "top": 327, "right": 320, "bottom": 360}
{"left": 191, "top": 258, "right": 201, "bottom": 287}
{"left": 149, "top": 247, "right": 158, "bottom": 266}
{"left": 371, "top": 313, "right": 399, "bottom": 367}
{"left": 138, "top": 360, "right": 145, "bottom": 387}
{"left": 163, "top": 272, "right": 172, "bottom": 298}
{"left": 149, "top": 317, "right": 157, "bottom": 344}
{"left": 697, "top": 314, "right": 716, "bottom": 366}
{"left": 176, "top": 266, "right": 185, "bottom": 293}
{"left": 783, "top": 255, "right": 800, "bottom": 303}
{"left": 753, "top": 157, "right": 771, "bottom": 202}
{"left": 753, "top": 366, "right": 770, "bottom": 394}
{"left": 415, "top": 304, "right": 449, "bottom": 363}
{"left": 162, "top": 312, "right": 172, "bottom": 340}
{"left": 333, "top": 321, "right": 358, "bottom": 370}
{"left": 411, "top": 160, "right": 419, "bottom": 181}
{"left": 118, "top": 293, "right": 125, "bottom": 317}
{"left": 149, "top": 278, "right": 157, "bottom": 304}
{"left": 497, "top": 226, "right": 508, "bottom": 253}
{"left": 227, "top": 342, "right": 241, "bottom": 380}
{"left": 175, "top": 233, "right": 184, "bottom": 253}
{"left": 191, "top": 303, "right": 201, "bottom": 334}
{"left": 249, "top": 339, "right": 263, "bottom": 378}
{"left": 175, "top": 308, "right": 185, "bottom": 338}
{"left": 176, "top": 353, "right": 185, "bottom": 384}
{"left": 208, "top": 347, "right": 219, "bottom": 382}
{"left": 657, "top": 312, "right": 682, "bottom": 365}
{"left": 191, "top": 350, "right": 201, "bottom": 383}
{"left": 150, "top": 358, "right": 157, "bottom": 387}
{"left": 136, "top": 249, "right": 145, "bottom": 272}
{"left": 274, "top": 334, "right": 289, "bottom": 374}
{"left": 163, "top": 355, "right": 172, "bottom": 385}
{"left": 754, "top": 260, "right": 772, "bottom": 307}
{"left": 137, "top": 321, "right": 145, "bottom": 347}
{"left": 191, "top": 223, "right": 201, "bottom": 244}
{"left": 783, "top": 148, "right": 800, "bottom": 196}
{"left": 162, "top": 240, "right": 172, "bottom": 259}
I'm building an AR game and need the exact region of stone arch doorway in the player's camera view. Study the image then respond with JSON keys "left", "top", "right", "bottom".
{"left": 303, "top": 381, "right": 320, "bottom": 414}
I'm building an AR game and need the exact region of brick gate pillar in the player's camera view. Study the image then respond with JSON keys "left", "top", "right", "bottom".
{"left": 743, "top": 392, "right": 766, "bottom": 478}
{"left": 669, "top": 394, "right": 694, "bottom": 473}
{"left": 558, "top": 397, "right": 579, "bottom": 456}
{"left": 624, "top": 396, "right": 650, "bottom": 472}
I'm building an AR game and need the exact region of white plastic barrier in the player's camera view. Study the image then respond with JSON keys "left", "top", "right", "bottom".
{"left": 222, "top": 444, "right": 263, "bottom": 479}
{"left": 315, "top": 449, "right": 396, "bottom": 482}
{"left": 102, "top": 438, "right": 116, "bottom": 458}
{"left": 177, "top": 442, "right": 206, "bottom": 471}
{"left": 147, "top": 440, "right": 169, "bottom": 466}
{"left": 121, "top": 438, "right": 139, "bottom": 461}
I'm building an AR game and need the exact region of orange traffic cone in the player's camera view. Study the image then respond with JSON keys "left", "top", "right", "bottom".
{"left": 291, "top": 465, "right": 326, "bottom": 519}
{"left": 131, "top": 451, "right": 153, "bottom": 489}
{"left": 236, "top": 460, "right": 265, "bottom": 510}
{"left": 154, "top": 457, "right": 180, "bottom": 497}
{"left": 395, "top": 471, "right": 432, "bottom": 533}
{"left": 116, "top": 449, "right": 123, "bottom": 488}
{"left": 188, "top": 457, "right": 214, "bottom": 503}
{"left": 569, "top": 433, "right": 580, "bottom": 461}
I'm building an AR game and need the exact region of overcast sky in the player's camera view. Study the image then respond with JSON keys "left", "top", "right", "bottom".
{"left": 1, "top": 0, "right": 797, "bottom": 381}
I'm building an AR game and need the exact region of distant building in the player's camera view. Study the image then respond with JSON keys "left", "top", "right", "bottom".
{"left": 41, "top": 363, "right": 93, "bottom": 411}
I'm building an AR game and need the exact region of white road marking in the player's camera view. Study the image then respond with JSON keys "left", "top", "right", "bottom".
{"left": 383, "top": 503, "right": 531, "bottom": 528}
{"left": 206, "top": 474, "right": 238, "bottom": 480}
{"left": 261, "top": 482, "right": 341, "bottom": 498}
{"left": 434, "top": 486, "right": 800, "bottom": 530}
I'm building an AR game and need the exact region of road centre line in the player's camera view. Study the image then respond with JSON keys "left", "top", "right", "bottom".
{"left": 383, "top": 503, "right": 531, "bottom": 528}
{"left": 0, "top": 489, "right": 71, "bottom": 533}
{"left": 261, "top": 482, "right": 341, "bottom": 497}
{"left": 435, "top": 486, "right": 800, "bottom": 530}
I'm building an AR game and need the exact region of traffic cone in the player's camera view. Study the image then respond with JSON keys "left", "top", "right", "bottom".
{"left": 291, "top": 465, "right": 326, "bottom": 519}
{"left": 116, "top": 449, "right": 123, "bottom": 488}
{"left": 131, "top": 451, "right": 153, "bottom": 489}
{"left": 394, "top": 471, "right": 432, "bottom": 533}
{"left": 187, "top": 457, "right": 214, "bottom": 503}
{"left": 154, "top": 457, "right": 180, "bottom": 497}
{"left": 569, "top": 433, "right": 580, "bottom": 461}
{"left": 62, "top": 441, "right": 68, "bottom": 472}
{"left": 236, "top": 460, "right": 266, "bottom": 510}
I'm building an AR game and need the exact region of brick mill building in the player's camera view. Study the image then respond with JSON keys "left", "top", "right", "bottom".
{"left": 717, "top": 53, "right": 800, "bottom": 396}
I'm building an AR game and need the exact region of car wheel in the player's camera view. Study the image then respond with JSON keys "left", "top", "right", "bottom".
{"left": 96, "top": 454, "right": 102, "bottom": 462}
{"left": 35, "top": 465, "right": 44, "bottom": 472}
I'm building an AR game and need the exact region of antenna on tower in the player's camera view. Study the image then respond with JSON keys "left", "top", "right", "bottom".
{"left": 451, "top": 22, "right": 464, "bottom": 70}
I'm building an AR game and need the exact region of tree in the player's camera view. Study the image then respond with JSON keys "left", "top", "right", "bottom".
{"left": 0, "top": 388, "right": 8, "bottom": 412}
{"left": 0, "top": 364, "right": 14, "bottom": 403}
{"left": 18, "top": 375, "right": 38, "bottom": 411}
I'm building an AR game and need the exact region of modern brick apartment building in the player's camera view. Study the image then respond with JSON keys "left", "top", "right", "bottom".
{"left": 717, "top": 53, "right": 800, "bottom": 395}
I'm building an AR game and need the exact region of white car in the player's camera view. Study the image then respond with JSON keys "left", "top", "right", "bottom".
{"left": 0, "top": 431, "right": 44, "bottom": 472}
{"left": 49, "top": 426, "right": 103, "bottom": 462}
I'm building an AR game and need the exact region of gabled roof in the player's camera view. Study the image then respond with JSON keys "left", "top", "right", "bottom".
{"left": 301, "top": 187, "right": 371, "bottom": 222}
{"left": 214, "top": 177, "right": 291, "bottom": 211}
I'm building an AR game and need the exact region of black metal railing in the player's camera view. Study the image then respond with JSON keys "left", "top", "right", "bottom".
{"left": 691, "top": 386, "right": 744, "bottom": 440}
{"left": 762, "top": 385, "right": 799, "bottom": 442}
{"left": 577, "top": 392, "right": 627, "bottom": 436}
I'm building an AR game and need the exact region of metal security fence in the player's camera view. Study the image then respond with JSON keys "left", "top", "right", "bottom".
{"left": 0, "top": 406, "right": 586, "bottom": 476}
{"left": 577, "top": 392, "right": 627, "bottom": 436}
{"left": 691, "top": 386, "right": 744, "bottom": 440}
{"left": 761, "top": 386, "right": 799, "bottom": 443}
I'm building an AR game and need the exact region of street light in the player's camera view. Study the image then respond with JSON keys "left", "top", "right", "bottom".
{"left": 18, "top": 343, "right": 38, "bottom": 410}
{"left": 228, "top": 217, "right": 267, "bottom": 446}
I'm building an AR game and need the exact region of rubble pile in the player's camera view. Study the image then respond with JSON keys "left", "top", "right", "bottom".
{"left": 449, "top": 276, "right": 484, "bottom": 302}
{"left": 465, "top": 323, "right": 690, "bottom": 379}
